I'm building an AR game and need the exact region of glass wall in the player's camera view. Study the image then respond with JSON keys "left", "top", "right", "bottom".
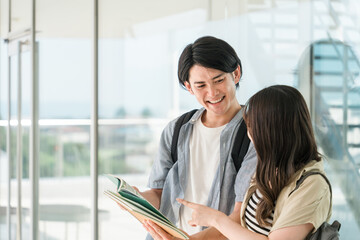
{"left": 0, "top": 0, "right": 359, "bottom": 239}
{"left": 1, "top": 0, "right": 33, "bottom": 238}
{"left": 36, "top": 0, "right": 93, "bottom": 239}
{"left": 0, "top": 39, "right": 9, "bottom": 240}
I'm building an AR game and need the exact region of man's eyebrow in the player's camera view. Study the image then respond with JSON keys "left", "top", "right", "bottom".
{"left": 193, "top": 80, "right": 205, "bottom": 84}
{"left": 193, "top": 73, "right": 226, "bottom": 84}
{"left": 212, "top": 73, "right": 226, "bottom": 80}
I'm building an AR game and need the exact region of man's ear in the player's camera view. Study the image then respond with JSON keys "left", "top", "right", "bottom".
{"left": 184, "top": 81, "right": 194, "bottom": 95}
{"left": 233, "top": 65, "right": 241, "bottom": 84}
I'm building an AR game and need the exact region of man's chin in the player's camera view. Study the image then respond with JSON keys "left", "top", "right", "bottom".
{"left": 205, "top": 107, "right": 227, "bottom": 116}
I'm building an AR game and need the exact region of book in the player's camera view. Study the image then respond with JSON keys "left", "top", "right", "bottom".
{"left": 104, "top": 174, "right": 189, "bottom": 240}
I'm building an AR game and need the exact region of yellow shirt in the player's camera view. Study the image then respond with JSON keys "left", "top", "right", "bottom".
{"left": 240, "top": 160, "right": 332, "bottom": 233}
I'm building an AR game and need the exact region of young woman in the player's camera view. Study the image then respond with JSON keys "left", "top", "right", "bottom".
{"left": 144, "top": 85, "right": 332, "bottom": 240}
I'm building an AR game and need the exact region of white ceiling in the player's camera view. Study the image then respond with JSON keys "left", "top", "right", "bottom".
{"left": 0, "top": 0, "right": 264, "bottom": 38}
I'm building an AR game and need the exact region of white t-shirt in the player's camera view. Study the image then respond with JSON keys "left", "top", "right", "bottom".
{"left": 178, "top": 117, "right": 226, "bottom": 235}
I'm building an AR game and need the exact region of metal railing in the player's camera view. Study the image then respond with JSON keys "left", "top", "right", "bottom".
{"left": 311, "top": 38, "right": 360, "bottom": 229}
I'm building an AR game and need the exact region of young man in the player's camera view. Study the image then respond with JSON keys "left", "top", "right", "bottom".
{"left": 141, "top": 36, "right": 257, "bottom": 239}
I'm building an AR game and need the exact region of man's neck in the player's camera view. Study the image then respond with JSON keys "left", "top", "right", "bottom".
{"left": 201, "top": 104, "right": 242, "bottom": 128}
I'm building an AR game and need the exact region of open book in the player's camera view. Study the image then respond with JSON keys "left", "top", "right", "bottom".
{"left": 104, "top": 174, "right": 189, "bottom": 240}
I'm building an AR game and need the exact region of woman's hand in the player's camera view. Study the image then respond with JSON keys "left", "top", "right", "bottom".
{"left": 177, "top": 198, "right": 226, "bottom": 228}
{"left": 143, "top": 220, "right": 187, "bottom": 240}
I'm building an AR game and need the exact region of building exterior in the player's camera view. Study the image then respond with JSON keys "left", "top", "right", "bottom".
{"left": 0, "top": 0, "right": 359, "bottom": 239}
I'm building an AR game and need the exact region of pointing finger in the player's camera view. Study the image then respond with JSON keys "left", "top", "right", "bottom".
{"left": 188, "top": 219, "right": 197, "bottom": 227}
{"left": 176, "top": 198, "right": 198, "bottom": 209}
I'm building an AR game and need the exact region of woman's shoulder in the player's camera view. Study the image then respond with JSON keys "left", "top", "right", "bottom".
{"left": 271, "top": 160, "right": 331, "bottom": 232}
{"left": 282, "top": 160, "right": 329, "bottom": 200}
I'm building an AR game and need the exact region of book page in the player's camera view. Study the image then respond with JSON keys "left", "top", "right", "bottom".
{"left": 106, "top": 190, "right": 171, "bottom": 225}
{"left": 131, "top": 210, "right": 189, "bottom": 240}
{"left": 105, "top": 174, "right": 144, "bottom": 199}
{"left": 104, "top": 190, "right": 188, "bottom": 240}
{"left": 118, "top": 177, "right": 145, "bottom": 199}
{"left": 104, "top": 174, "right": 188, "bottom": 239}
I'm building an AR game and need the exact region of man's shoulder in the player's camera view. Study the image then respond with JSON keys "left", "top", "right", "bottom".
{"left": 172, "top": 108, "right": 204, "bottom": 127}
{"left": 162, "top": 108, "right": 203, "bottom": 138}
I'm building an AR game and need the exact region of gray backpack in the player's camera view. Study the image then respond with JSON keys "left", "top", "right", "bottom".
{"left": 289, "top": 171, "right": 341, "bottom": 240}
{"left": 306, "top": 220, "right": 341, "bottom": 240}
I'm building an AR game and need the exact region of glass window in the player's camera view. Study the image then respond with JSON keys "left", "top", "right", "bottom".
{"left": 36, "top": 0, "right": 92, "bottom": 239}
{"left": 0, "top": 0, "right": 360, "bottom": 239}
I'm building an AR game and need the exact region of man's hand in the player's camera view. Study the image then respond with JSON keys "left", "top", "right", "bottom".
{"left": 140, "top": 188, "right": 163, "bottom": 209}
{"left": 116, "top": 187, "right": 162, "bottom": 211}
{"left": 143, "top": 220, "right": 190, "bottom": 240}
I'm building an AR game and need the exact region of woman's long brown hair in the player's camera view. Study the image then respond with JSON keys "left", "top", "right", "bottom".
{"left": 243, "top": 85, "right": 321, "bottom": 226}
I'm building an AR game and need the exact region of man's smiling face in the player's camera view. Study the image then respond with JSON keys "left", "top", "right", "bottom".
{"left": 184, "top": 64, "right": 240, "bottom": 119}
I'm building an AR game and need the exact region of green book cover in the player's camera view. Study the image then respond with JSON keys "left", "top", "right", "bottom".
{"left": 104, "top": 174, "right": 188, "bottom": 239}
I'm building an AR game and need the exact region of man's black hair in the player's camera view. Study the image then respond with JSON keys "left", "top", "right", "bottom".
{"left": 177, "top": 36, "right": 242, "bottom": 88}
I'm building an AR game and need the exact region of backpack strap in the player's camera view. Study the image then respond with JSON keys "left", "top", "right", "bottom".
{"left": 171, "top": 109, "right": 198, "bottom": 164}
{"left": 289, "top": 170, "right": 333, "bottom": 219}
{"left": 231, "top": 120, "right": 251, "bottom": 172}
{"left": 296, "top": 171, "right": 341, "bottom": 239}
{"left": 289, "top": 170, "right": 332, "bottom": 198}
{"left": 170, "top": 109, "right": 251, "bottom": 173}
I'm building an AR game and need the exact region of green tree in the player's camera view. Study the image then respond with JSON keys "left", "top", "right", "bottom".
{"left": 141, "top": 107, "right": 152, "bottom": 118}
{"left": 114, "top": 106, "right": 126, "bottom": 118}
